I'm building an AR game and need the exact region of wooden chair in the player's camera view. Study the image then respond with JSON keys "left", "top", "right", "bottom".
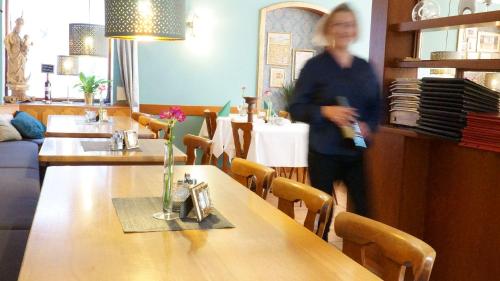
{"left": 334, "top": 212, "right": 436, "bottom": 281}
{"left": 183, "top": 134, "right": 213, "bottom": 165}
{"left": 131, "top": 112, "right": 151, "bottom": 126}
{"left": 231, "top": 121, "right": 252, "bottom": 159}
{"left": 138, "top": 115, "right": 152, "bottom": 127}
{"left": 203, "top": 110, "right": 217, "bottom": 140}
{"left": 149, "top": 119, "right": 170, "bottom": 140}
{"left": 271, "top": 177, "right": 333, "bottom": 238}
{"left": 131, "top": 112, "right": 142, "bottom": 122}
{"left": 230, "top": 158, "right": 275, "bottom": 199}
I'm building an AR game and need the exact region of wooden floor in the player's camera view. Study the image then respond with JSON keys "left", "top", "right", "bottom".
{"left": 265, "top": 184, "right": 347, "bottom": 250}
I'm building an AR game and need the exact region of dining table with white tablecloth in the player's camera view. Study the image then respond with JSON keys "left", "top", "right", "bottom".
{"left": 199, "top": 114, "right": 309, "bottom": 168}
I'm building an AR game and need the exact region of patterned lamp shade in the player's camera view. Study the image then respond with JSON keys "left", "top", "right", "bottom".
{"left": 57, "top": 55, "right": 79, "bottom": 76}
{"left": 105, "top": 0, "right": 186, "bottom": 41}
{"left": 69, "top": 23, "right": 107, "bottom": 57}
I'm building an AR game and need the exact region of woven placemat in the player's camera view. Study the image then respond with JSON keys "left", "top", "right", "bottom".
{"left": 112, "top": 197, "right": 235, "bottom": 233}
{"left": 80, "top": 141, "right": 142, "bottom": 152}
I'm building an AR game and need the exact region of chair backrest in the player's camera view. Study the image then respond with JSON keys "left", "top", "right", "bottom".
{"left": 131, "top": 112, "right": 142, "bottom": 122}
{"left": 230, "top": 158, "right": 275, "bottom": 199}
{"left": 138, "top": 115, "right": 152, "bottom": 127}
{"left": 231, "top": 121, "right": 252, "bottom": 159}
{"left": 334, "top": 212, "right": 436, "bottom": 281}
{"left": 204, "top": 111, "right": 217, "bottom": 140}
{"left": 148, "top": 119, "right": 170, "bottom": 140}
{"left": 183, "top": 134, "right": 213, "bottom": 165}
{"left": 271, "top": 177, "right": 333, "bottom": 238}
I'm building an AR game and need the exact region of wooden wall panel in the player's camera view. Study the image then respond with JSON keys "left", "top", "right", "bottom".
{"left": 2, "top": 103, "right": 133, "bottom": 125}
{"left": 424, "top": 143, "right": 500, "bottom": 281}
{"left": 367, "top": 128, "right": 500, "bottom": 281}
{"left": 366, "top": 130, "right": 406, "bottom": 227}
{"left": 140, "top": 104, "right": 237, "bottom": 116}
{"left": 0, "top": 104, "right": 19, "bottom": 115}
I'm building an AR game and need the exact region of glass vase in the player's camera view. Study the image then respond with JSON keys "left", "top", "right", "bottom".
{"left": 153, "top": 139, "right": 179, "bottom": 221}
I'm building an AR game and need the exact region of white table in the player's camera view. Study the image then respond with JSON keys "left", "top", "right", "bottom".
{"left": 200, "top": 114, "right": 309, "bottom": 167}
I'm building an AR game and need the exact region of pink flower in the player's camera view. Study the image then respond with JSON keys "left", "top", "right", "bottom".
{"left": 98, "top": 84, "right": 107, "bottom": 93}
{"left": 264, "top": 90, "right": 272, "bottom": 97}
{"left": 159, "top": 107, "right": 186, "bottom": 123}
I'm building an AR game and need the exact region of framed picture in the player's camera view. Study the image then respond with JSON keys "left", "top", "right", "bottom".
{"left": 293, "top": 49, "right": 315, "bottom": 80}
{"left": 477, "top": 31, "right": 500, "bottom": 53}
{"left": 267, "top": 32, "right": 292, "bottom": 66}
{"left": 190, "top": 182, "right": 212, "bottom": 222}
{"left": 270, "top": 67, "right": 286, "bottom": 88}
{"left": 457, "top": 27, "right": 478, "bottom": 52}
{"left": 124, "top": 130, "right": 139, "bottom": 149}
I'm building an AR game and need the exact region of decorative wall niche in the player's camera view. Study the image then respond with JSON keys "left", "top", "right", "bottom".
{"left": 256, "top": 2, "right": 328, "bottom": 111}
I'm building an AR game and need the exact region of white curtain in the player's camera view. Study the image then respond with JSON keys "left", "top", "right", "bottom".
{"left": 116, "top": 40, "right": 140, "bottom": 112}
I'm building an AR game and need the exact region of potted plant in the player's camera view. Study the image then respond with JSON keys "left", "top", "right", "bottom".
{"left": 281, "top": 82, "right": 295, "bottom": 110}
{"left": 74, "top": 72, "right": 110, "bottom": 105}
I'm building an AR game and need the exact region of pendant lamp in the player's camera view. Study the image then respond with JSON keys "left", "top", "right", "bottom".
{"left": 69, "top": 23, "right": 107, "bottom": 57}
{"left": 105, "top": 0, "right": 186, "bottom": 41}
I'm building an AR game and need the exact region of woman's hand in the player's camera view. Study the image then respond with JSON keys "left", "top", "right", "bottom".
{"left": 359, "top": 122, "right": 372, "bottom": 140}
{"left": 321, "top": 106, "right": 358, "bottom": 127}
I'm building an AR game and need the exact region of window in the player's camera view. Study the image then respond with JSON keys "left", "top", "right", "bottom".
{"left": 6, "top": 0, "right": 109, "bottom": 100}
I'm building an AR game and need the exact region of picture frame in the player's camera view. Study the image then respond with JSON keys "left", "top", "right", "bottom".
{"left": 124, "top": 130, "right": 139, "bottom": 149}
{"left": 270, "top": 67, "right": 286, "bottom": 88}
{"left": 477, "top": 31, "right": 500, "bottom": 53}
{"left": 293, "top": 49, "right": 315, "bottom": 80}
{"left": 457, "top": 27, "right": 478, "bottom": 53}
{"left": 267, "top": 32, "right": 292, "bottom": 66}
{"left": 190, "top": 182, "right": 213, "bottom": 222}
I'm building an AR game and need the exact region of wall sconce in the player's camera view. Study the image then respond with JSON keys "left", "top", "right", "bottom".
{"left": 186, "top": 14, "right": 199, "bottom": 38}
{"left": 105, "top": 0, "right": 186, "bottom": 41}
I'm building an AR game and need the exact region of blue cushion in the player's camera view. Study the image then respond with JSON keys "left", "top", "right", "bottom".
{"left": 10, "top": 112, "right": 46, "bottom": 139}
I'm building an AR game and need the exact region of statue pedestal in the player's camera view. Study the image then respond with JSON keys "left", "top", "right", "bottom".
{"left": 7, "top": 84, "right": 31, "bottom": 102}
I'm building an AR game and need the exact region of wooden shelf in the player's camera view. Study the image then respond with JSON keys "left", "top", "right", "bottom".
{"left": 392, "top": 10, "right": 500, "bottom": 32}
{"left": 395, "top": 59, "right": 500, "bottom": 71}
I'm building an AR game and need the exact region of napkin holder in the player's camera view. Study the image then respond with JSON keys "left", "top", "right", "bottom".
{"left": 172, "top": 187, "right": 194, "bottom": 219}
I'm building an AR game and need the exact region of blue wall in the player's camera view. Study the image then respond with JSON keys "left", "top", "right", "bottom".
{"left": 137, "top": 0, "right": 373, "bottom": 107}
{"left": 127, "top": 0, "right": 373, "bottom": 150}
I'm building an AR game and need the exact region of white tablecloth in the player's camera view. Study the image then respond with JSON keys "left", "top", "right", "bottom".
{"left": 199, "top": 114, "right": 309, "bottom": 168}
{"left": 247, "top": 123, "right": 309, "bottom": 168}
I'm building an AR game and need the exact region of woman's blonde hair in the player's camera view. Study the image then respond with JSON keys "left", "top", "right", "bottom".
{"left": 312, "top": 3, "right": 357, "bottom": 47}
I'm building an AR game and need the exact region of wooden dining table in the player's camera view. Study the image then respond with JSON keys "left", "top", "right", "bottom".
{"left": 39, "top": 138, "right": 187, "bottom": 166}
{"left": 45, "top": 115, "right": 155, "bottom": 139}
{"left": 19, "top": 165, "right": 381, "bottom": 281}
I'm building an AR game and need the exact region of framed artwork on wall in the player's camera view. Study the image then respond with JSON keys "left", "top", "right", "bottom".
{"left": 477, "top": 31, "right": 500, "bottom": 53}
{"left": 293, "top": 49, "right": 315, "bottom": 80}
{"left": 270, "top": 67, "right": 286, "bottom": 88}
{"left": 267, "top": 32, "right": 292, "bottom": 66}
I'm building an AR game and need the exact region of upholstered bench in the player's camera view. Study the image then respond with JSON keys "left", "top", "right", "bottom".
{"left": 0, "top": 141, "right": 40, "bottom": 281}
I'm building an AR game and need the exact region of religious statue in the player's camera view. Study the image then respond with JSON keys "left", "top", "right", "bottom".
{"left": 4, "top": 17, "right": 34, "bottom": 103}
